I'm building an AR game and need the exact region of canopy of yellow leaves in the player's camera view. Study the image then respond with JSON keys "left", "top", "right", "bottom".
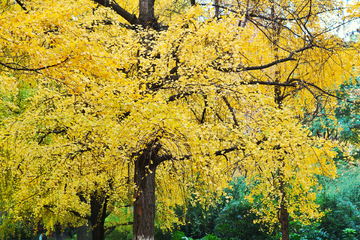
{"left": 0, "top": 0, "right": 358, "bottom": 233}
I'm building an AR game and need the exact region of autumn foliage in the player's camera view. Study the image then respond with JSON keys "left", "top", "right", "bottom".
{"left": 0, "top": 0, "right": 359, "bottom": 239}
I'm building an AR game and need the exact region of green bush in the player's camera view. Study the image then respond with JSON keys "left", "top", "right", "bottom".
{"left": 171, "top": 231, "right": 220, "bottom": 240}
{"left": 213, "top": 199, "right": 275, "bottom": 240}
{"left": 290, "top": 165, "right": 360, "bottom": 240}
{"left": 317, "top": 194, "right": 360, "bottom": 240}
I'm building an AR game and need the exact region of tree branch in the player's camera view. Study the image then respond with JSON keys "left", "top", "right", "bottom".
{"left": 0, "top": 57, "right": 69, "bottom": 72}
{"left": 213, "top": 53, "right": 296, "bottom": 72}
{"left": 213, "top": 44, "right": 313, "bottom": 72}
{"left": 222, "top": 96, "right": 239, "bottom": 126}
{"left": 92, "top": 0, "right": 140, "bottom": 25}
{"left": 15, "top": 0, "right": 28, "bottom": 12}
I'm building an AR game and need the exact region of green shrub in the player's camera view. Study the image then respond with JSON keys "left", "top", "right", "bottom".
{"left": 213, "top": 199, "right": 275, "bottom": 240}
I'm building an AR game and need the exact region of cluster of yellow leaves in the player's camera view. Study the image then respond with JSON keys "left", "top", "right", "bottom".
{"left": 242, "top": 108, "right": 337, "bottom": 229}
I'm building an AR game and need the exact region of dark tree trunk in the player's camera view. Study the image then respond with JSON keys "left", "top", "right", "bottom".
{"left": 270, "top": 3, "right": 289, "bottom": 238}
{"left": 77, "top": 221, "right": 92, "bottom": 240}
{"left": 279, "top": 200, "right": 289, "bottom": 240}
{"left": 214, "top": 0, "right": 220, "bottom": 19}
{"left": 54, "top": 225, "right": 66, "bottom": 240}
{"left": 139, "top": 0, "right": 158, "bottom": 29}
{"left": 133, "top": 142, "right": 161, "bottom": 240}
{"left": 89, "top": 193, "right": 108, "bottom": 240}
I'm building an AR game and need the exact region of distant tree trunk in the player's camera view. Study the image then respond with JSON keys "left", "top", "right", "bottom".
{"left": 133, "top": 142, "right": 161, "bottom": 240}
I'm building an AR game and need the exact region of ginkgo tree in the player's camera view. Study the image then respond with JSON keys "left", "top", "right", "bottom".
{"left": 0, "top": 0, "right": 359, "bottom": 240}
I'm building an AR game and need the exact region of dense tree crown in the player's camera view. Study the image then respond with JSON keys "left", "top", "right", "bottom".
{"left": 0, "top": 0, "right": 359, "bottom": 239}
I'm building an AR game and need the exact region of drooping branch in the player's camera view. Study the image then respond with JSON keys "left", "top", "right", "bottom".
{"left": 213, "top": 53, "right": 296, "bottom": 72}
{"left": 214, "top": 146, "right": 242, "bottom": 156}
{"left": 168, "top": 91, "right": 195, "bottom": 102}
{"left": 213, "top": 43, "right": 314, "bottom": 72}
{"left": 242, "top": 80, "right": 297, "bottom": 87}
{"left": 0, "top": 57, "right": 69, "bottom": 72}
{"left": 291, "top": 78, "right": 360, "bottom": 104}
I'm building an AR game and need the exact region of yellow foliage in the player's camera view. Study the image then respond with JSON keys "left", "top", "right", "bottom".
{"left": 0, "top": 0, "right": 358, "bottom": 236}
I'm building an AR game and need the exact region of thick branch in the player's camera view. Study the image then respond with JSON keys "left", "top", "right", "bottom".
{"left": 92, "top": 0, "right": 140, "bottom": 25}
{"left": 214, "top": 146, "right": 241, "bottom": 156}
{"left": 69, "top": 210, "right": 91, "bottom": 221}
{"left": 15, "top": 0, "right": 28, "bottom": 12}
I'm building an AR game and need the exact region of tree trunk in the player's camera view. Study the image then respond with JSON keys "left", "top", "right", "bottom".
{"left": 89, "top": 193, "right": 108, "bottom": 240}
{"left": 270, "top": 3, "right": 289, "bottom": 239}
{"left": 279, "top": 199, "right": 289, "bottom": 240}
{"left": 54, "top": 225, "right": 66, "bottom": 240}
{"left": 139, "top": 0, "right": 158, "bottom": 29}
{"left": 214, "top": 0, "right": 220, "bottom": 19}
{"left": 77, "top": 221, "right": 92, "bottom": 240}
{"left": 133, "top": 143, "right": 160, "bottom": 240}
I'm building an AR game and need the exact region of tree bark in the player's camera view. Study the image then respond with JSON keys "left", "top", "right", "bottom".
{"left": 279, "top": 192, "right": 289, "bottom": 240}
{"left": 270, "top": 2, "right": 289, "bottom": 239}
{"left": 214, "top": 0, "right": 220, "bottom": 19}
{"left": 133, "top": 142, "right": 161, "bottom": 240}
{"left": 92, "top": 0, "right": 140, "bottom": 25}
{"left": 54, "top": 225, "right": 66, "bottom": 240}
{"left": 89, "top": 193, "right": 108, "bottom": 240}
{"left": 77, "top": 221, "right": 92, "bottom": 240}
{"left": 139, "top": 0, "right": 158, "bottom": 29}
